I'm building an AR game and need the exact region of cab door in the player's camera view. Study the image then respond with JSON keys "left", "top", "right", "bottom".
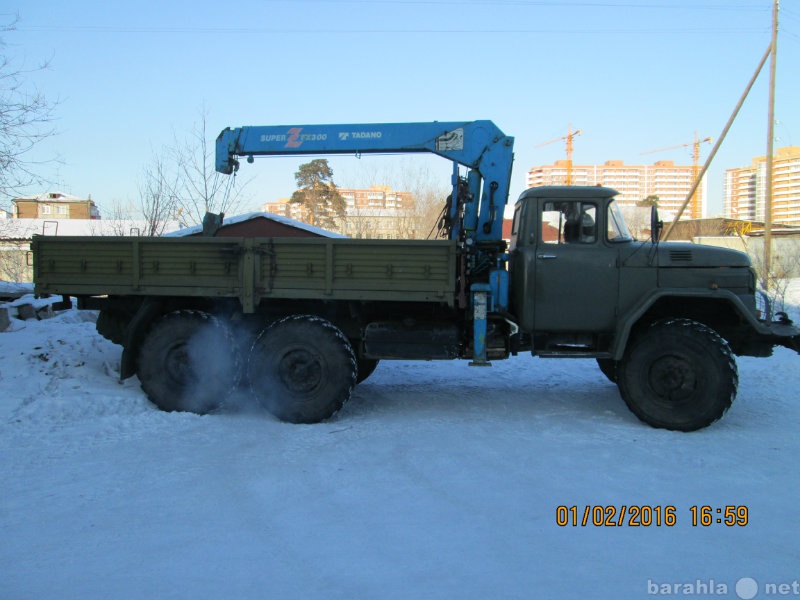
{"left": 533, "top": 200, "right": 620, "bottom": 332}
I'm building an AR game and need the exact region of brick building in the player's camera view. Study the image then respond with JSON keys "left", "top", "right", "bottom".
{"left": 12, "top": 192, "right": 100, "bottom": 220}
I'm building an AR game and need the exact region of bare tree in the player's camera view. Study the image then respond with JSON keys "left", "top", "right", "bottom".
{"left": 412, "top": 184, "right": 450, "bottom": 239}
{"left": 129, "top": 109, "right": 251, "bottom": 235}
{"left": 99, "top": 201, "right": 139, "bottom": 236}
{"left": 743, "top": 236, "right": 800, "bottom": 314}
{"left": 0, "top": 18, "right": 58, "bottom": 203}
{"left": 0, "top": 246, "right": 30, "bottom": 282}
{"left": 0, "top": 217, "right": 34, "bottom": 281}
{"left": 139, "top": 149, "right": 180, "bottom": 236}
{"left": 394, "top": 163, "right": 450, "bottom": 240}
{"left": 170, "top": 109, "right": 247, "bottom": 226}
{"left": 347, "top": 157, "right": 449, "bottom": 239}
{"left": 619, "top": 206, "right": 652, "bottom": 241}
{"left": 341, "top": 202, "right": 379, "bottom": 239}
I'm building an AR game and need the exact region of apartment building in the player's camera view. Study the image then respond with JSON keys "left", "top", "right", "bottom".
{"left": 527, "top": 160, "right": 707, "bottom": 220}
{"left": 262, "top": 198, "right": 305, "bottom": 221}
{"left": 338, "top": 186, "right": 413, "bottom": 212}
{"left": 724, "top": 146, "right": 800, "bottom": 227}
{"left": 12, "top": 192, "right": 100, "bottom": 220}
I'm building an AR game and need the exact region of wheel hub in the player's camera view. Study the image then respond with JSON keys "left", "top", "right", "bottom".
{"left": 648, "top": 355, "right": 696, "bottom": 401}
{"left": 278, "top": 349, "right": 322, "bottom": 394}
{"left": 165, "top": 342, "right": 193, "bottom": 384}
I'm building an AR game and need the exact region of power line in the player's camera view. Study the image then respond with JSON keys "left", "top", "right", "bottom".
{"left": 14, "top": 1, "right": 772, "bottom": 38}
{"left": 782, "top": 6, "right": 800, "bottom": 23}
{"left": 19, "top": 24, "right": 766, "bottom": 35}
{"left": 262, "top": 0, "right": 765, "bottom": 8}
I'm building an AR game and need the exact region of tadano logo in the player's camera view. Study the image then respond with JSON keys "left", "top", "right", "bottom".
{"left": 647, "top": 577, "right": 800, "bottom": 598}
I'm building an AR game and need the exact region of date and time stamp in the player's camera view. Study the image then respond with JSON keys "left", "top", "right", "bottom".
{"left": 555, "top": 504, "right": 749, "bottom": 527}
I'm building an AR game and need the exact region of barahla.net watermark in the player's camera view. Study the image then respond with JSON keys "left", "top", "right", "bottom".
{"left": 647, "top": 577, "right": 800, "bottom": 598}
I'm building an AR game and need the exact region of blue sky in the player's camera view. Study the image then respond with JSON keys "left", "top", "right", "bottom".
{"left": 4, "top": 0, "right": 798, "bottom": 217}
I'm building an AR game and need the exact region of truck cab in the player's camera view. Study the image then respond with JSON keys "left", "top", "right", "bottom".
{"left": 509, "top": 186, "right": 639, "bottom": 355}
{"left": 507, "top": 186, "right": 781, "bottom": 361}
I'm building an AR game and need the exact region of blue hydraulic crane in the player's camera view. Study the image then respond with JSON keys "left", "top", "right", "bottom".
{"left": 215, "top": 121, "right": 515, "bottom": 244}
{"left": 216, "top": 120, "right": 516, "bottom": 364}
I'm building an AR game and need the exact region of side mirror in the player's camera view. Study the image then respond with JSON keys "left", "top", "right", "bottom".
{"left": 650, "top": 206, "right": 663, "bottom": 244}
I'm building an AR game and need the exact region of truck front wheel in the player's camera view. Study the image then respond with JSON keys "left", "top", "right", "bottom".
{"left": 248, "top": 315, "right": 357, "bottom": 423}
{"left": 137, "top": 311, "right": 241, "bottom": 414}
{"left": 356, "top": 358, "right": 380, "bottom": 384}
{"left": 617, "top": 319, "right": 738, "bottom": 431}
{"left": 596, "top": 358, "right": 618, "bottom": 383}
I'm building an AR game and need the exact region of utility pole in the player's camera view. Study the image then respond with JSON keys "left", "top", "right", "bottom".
{"left": 661, "top": 45, "right": 771, "bottom": 241}
{"left": 764, "top": 0, "right": 779, "bottom": 289}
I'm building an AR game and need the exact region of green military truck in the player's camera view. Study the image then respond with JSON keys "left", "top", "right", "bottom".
{"left": 32, "top": 121, "right": 799, "bottom": 431}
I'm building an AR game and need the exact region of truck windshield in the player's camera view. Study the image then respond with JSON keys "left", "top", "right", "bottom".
{"left": 607, "top": 200, "right": 633, "bottom": 242}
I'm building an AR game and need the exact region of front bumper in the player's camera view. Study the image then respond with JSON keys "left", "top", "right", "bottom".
{"left": 762, "top": 313, "right": 800, "bottom": 354}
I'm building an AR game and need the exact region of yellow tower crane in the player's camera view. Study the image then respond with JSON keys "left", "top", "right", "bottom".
{"left": 535, "top": 125, "right": 582, "bottom": 185}
{"left": 642, "top": 132, "right": 712, "bottom": 220}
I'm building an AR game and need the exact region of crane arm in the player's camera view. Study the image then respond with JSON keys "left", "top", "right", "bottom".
{"left": 534, "top": 135, "right": 566, "bottom": 148}
{"left": 641, "top": 136, "right": 712, "bottom": 155}
{"left": 215, "top": 121, "right": 514, "bottom": 242}
{"left": 533, "top": 128, "right": 582, "bottom": 149}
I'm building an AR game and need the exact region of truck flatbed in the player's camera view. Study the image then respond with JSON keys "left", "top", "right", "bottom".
{"left": 32, "top": 236, "right": 458, "bottom": 312}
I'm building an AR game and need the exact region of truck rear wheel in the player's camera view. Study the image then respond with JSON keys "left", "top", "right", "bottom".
{"left": 617, "top": 319, "right": 738, "bottom": 431}
{"left": 248, "top": 315, "right": 357, "bottom": 424}
{"left": 138, "top": 311, "right": 241, "bottom": 414}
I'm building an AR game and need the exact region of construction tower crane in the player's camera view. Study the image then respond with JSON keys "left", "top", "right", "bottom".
{"left": 642, "top": 132, "right": 712, "bottom": 219}
{"left": 535, "top": 125, "right": 582, "bottom": 185}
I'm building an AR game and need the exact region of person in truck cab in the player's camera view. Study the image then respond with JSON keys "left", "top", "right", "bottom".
{"left": 563, "top": 206, "right": 596, "bottom": 244}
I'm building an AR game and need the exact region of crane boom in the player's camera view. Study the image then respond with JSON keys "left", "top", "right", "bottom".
{"left": 215, "top": 121, "right": 515, "bottom": 243}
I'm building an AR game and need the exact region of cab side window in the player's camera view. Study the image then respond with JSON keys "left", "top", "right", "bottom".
{"left": 542, "top": 201, "right": 597, "bottom": 245}
{"left": 510, "top": 203, "right": 523, "bottom": 250}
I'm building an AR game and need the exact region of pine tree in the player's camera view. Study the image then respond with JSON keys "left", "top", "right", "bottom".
{"left": 290, "top": 159, "right": 346, "bottom": 230}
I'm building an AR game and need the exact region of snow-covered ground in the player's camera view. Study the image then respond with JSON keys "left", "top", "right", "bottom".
{"left": 2, "top": 286, "right": 799, "bottom": 599}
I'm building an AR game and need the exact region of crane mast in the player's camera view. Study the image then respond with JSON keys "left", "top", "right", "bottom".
{"left": 534, "top": 125, "right": 582, "bottom": 185}
{"left": 642, "top": 132, "right": 712, "bottom": 219}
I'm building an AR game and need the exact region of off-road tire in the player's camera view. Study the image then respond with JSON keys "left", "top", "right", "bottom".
{"left": 138, "top": 310, "right": 241, "bottom": 414}
{"left": 248, "top": 315, "right": 357, "bottom": 424}
{"left": 617, "top": 318, "right": 738, "bottom": 431}
{"left": 356, "top": 358, "right": 380, "bottom": 384}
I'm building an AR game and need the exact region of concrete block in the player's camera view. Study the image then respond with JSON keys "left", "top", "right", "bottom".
{"left": 16, "top": 303, "right": 36, "bottom": 321}
{"left": 36, "top": 304, "right": 55, "bottom": 320}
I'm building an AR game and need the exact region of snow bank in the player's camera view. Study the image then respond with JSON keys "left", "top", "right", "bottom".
{"left": 1, "top": 283, "right": 799, "bottom": 598}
